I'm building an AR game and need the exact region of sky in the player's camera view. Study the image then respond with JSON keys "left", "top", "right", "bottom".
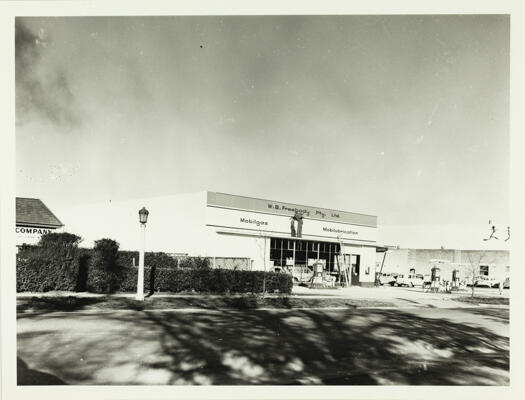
{"left": 15, "top": 15, "right": 509, "bottom": 226}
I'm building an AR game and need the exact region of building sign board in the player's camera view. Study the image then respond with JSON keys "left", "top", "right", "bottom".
{"left": 16, "top": 226, "right": 56, "bottom": 245}
{"left": 207, "top": 192, "right": 377, "bottom": 227}
{"left": 206, "top": 206, "right": 377, "bottom": 243}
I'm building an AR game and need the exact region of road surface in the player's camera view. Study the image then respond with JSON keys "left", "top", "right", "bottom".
{"left": 17, "top": 305, "right": 509, "bottom": 385}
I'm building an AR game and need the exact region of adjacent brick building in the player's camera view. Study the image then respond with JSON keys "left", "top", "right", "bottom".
{"left": 377, "top": 247, "right": 510, "bottom": 280}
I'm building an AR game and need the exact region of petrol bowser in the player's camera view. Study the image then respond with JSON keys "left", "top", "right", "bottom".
{"left": 311, "top": 262, "right": 324, "bottom": 284}
{"left": 315, "top": 262, "right": 324, "bottom": 277}
{"left": 430, "top": 266, "right": 441, "bottom": 292}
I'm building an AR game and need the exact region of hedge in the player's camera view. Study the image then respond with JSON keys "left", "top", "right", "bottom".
{"left": 86, "top": 239, "right": 122, "bottom": 294}
{"left": 117, "top": 251, "right": 209, "bottom": 269}
{"left": 118, "top": 251, "right": 177, "bottom": 269}
{"left": 17, "top": 238, "right": 292, "bottom": 294}
{"left": 16, "top": 234, "right": 85, "bottom": 292}
{"left": 117, "top": 267, "right": 293, "bottom": 294}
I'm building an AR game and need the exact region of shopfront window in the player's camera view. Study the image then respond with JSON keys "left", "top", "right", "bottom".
{"left": 270, "top": 238, "right": 343, "bottom": 272}
{"left": 479, "top": 265, "right": 489, "bottom": 276}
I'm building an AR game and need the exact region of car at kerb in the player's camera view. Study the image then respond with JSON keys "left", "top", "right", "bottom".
{"left": 474, "top": 276, "right": 498, "bottom": 288}
{"left": 395, "top": 274, "right": 411, "bottom": 287}
{"left": 407, "top": 274, "right": 425, "bottom": 287}
{"left": 379, "top": 273, "right": 397, "bottom": 286}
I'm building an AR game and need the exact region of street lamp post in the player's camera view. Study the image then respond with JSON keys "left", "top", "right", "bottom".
{"left": 136, "top": 206, "right": 149, "bottom": 301}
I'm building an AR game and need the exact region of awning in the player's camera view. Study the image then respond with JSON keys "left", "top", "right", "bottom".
{"left": 213, "top": 227, "right": 378, "bottom": 247}
{"left": 375, "top": 245, "right": 398, "bottom": 253}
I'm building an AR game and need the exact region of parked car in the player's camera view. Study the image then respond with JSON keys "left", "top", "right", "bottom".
{"left": 407, "top": 274, "right": 424, "bottom": 287}
{"left": 474, "top": 276, "right": 497, "bottom": 288}
{"left": 491, "top": 277, "right": 510, "bottom": 289}
{"left": 379, "top": 273, "right": 396, "bottom": 286}
{"left": 395, "top": 274, "right": 410, "bottom": 287}
{"left": 291, "top": 266, "right": 313, "bottom": 283}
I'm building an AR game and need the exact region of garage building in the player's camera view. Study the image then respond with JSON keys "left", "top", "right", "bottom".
{"left": 58, "top": 191, "right": 384, "bottom": 287}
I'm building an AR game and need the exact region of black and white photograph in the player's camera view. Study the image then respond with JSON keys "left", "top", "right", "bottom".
{"left": 1, "top": 2, "right": 524, "bottom": 398}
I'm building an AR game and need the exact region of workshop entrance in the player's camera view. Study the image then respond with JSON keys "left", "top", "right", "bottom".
{"left": 269, "top": 237, "right": 359, "bottom": 285}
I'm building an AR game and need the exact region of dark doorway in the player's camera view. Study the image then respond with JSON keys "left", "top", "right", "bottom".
{"left": 351, "top": 255, "right": 361, "bottom": 286}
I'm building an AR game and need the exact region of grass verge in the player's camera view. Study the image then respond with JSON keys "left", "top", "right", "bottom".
{"left": 455, "top": 296, "right": 509, "bottom": 306}
{"left": 17, "top": 295, "right": 395, "bottom": 313}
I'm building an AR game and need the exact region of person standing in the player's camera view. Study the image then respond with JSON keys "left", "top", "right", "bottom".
{"left": 290, "top": 217, "right": 296, "bottom": 237}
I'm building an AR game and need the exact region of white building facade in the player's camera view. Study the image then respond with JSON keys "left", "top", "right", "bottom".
{"left": 58, "top": 191, "right": 380, "bottom": 286}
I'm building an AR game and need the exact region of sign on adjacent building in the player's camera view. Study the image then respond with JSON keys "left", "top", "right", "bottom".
{"left": 16, "top": 198, "right": 64, "bottom": 246}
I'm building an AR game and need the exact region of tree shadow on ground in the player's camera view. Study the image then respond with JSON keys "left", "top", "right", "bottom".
{"left": 17, "top": 296, "right": 149, "bottom": 318}
{"left": 18, "top": 307, "right": 509, "bottom": 385}
{"left": 144, "top": 308, "right": 509, "bottom": 385}
{"left": 17, "top": 298, "right": 105, "bottom": 321}
{"left": 18, "top": 295, "right": 396, "bottom": 317}
{"left": 17, "top": 296, "right": 106, "bottom": 314}
{"left": 460, "top": 307, "right": 510, "bottom": 323}
{"left": 17, "top": 357, "right": 67, "bottom": 385}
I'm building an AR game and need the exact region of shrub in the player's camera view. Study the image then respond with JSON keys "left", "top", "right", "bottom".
{"left": 117, "top": 251, "right": 210, "bottom": 270}
{"left": 179, "top": 256, "right": 210, "bottom": 269}
{"left": 16, "top": 232, "right": 83, "bottom": 292}
{"left": 117, "top": 250, "right": 139, "bottom": 268}
{"left": 116, "top": 267, "right": 292, "bottom": 294}
{"left": 87, "top": 238, "right": 122, "bottom": 293}
{"left": 38, "top": 232, "right": 82, "bottom": 248}
{"left": 17, "top": 234, "right": 292, "bottom": 294}
{"left": 147, "top": 252, "right": 180, "bottom": 269}
{"left": 118, "top": 251, "right": 180, "bottom": 269}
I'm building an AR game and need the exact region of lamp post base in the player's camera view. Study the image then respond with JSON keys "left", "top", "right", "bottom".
{"left": 135, "top": 294, "right": 144, "bottom": 301}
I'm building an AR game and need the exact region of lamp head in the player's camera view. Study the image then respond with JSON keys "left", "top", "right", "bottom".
{"left": 138, "top": 207, "right": 149, "bottom": 224}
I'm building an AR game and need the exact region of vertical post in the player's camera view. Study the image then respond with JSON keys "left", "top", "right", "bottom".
{"left": 262, "top": 236, "right": 267, "bottom": 295}
{"left": 136, "top": 223, "right": 145, "bottom": 301}
{"left": 329, "top": 244, "right": 333, "bottom": 279}
{"left": 292, "top": 240, "right": 296, "bottom": 268}
{"left": 377, "top": 251, "right": 387, "bottom": 286}
{"left": 280, "top": 239, "right": 283, "bottom": 269}
{"left": 304, "top": 241, "right": 308, "bottom": 282}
